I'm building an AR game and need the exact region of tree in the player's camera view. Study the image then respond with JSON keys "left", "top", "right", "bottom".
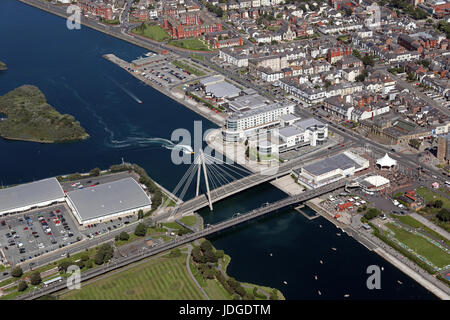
{"left": 17, "top": 281, "right": 28, "bottom": 292}
{"left": 30, "top": 271, "right": 42, "bottom": 286}
{"left": 138, "top": 209, "right": 144, "bottom": 220}
{"left": 11, "top": 266, "right": 23, "bottom": 278}
{"left": 89, "top": 167, "right": 101, "bottom": 176}
{"left": 407, "top": 72, "right": 415, "bottom": 81}
{"left": 364, "top": 207, "right": 381, "bottom": 220}
{"left": 215, "top": 249, "right": 224, "bottom": 259}
{"left": 119, "top": 231, "right": 130, "bottom": 241}
{"left": 434, "top": 200, "right": 443, "bottom": 209}
{"left": 94, "top": 243, "right": 114, "bottom": 265}
{"left": 245, "top": 146, "right": 250, "bottom": 158}
{"left": 437, "top": 208, "right": 450, "bottom": 221}
{"left": 135, "top": 223, "right": 147, "bottom": 237}
{"left": 58, "top": 261, "right": 72, "bottom": 273}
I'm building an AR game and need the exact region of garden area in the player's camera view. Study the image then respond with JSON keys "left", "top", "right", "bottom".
{"left": 168, "top": 38, "right": 210, "bottom": 51}
{"left": 131, "top": 23, "right": 169, "bottom": 42}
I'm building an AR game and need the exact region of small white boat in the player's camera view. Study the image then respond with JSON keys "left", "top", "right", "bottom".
{"left": 269, "top": 253, "right": 273, "bottom": 257}
{"left": 319, "top": 225, "right": 322, "bottom": 228}
{"left": 137, "top": 99, "right": 143, "bottom": 104}
{"left": 397, "top": 280, "right": 403, "bottom": 285}
{"left": 314, "top": 275, "right": 318, "bottom": 280}
{"left": 331, "top": 247, "right": 337, "bottom": 251}
{"left": 318, "top": 290, "right": 322, "bottom": 295}
{"left": 319, "top": 260, "right": 323, "bottom": 264}
{"left": 283, "top": 281, "right": 288, "bottom": 285}
{"left": 381, "top": 267, "right": 384, "bottom": 271}
{"left": 344, "top": 294, "right": 350, "bottom": 298}
{"left": 336, "top": 233, "right": 341, "bottom": 236}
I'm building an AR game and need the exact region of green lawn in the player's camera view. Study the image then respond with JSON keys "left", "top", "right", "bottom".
{"left": 417, "top": 187, "right": 450, "bottom": 209}
{"left": 392, "top": 214, "right": 424, "bottom": 228}
{"left": 59, "top": 254, "right": 204, "bottom": 300}
{"left": 179, "top": 215, "right": 197, "bottom": 227}
{"left": 168, "top": 38, "right": 210, "bottom": 51}
{"left": 131, "top": 24, "right": 169, "bottom": 42}
{"left": 386, "top": 223, "right": 450, "bottom": 268}
{"left": 391, "top": 214, "right": 450, "bottom": 246}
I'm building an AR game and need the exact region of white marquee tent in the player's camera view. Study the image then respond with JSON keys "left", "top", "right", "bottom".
{"left": 376, "top": 153, "right": 397, "bottom": 168}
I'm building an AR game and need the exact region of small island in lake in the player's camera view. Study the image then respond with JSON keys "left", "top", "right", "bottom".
{"left": 0, "top": 61, "right": 6, "bottom": 71}
{"left": 0, "top": 85, "right": 89, "bottom": 143}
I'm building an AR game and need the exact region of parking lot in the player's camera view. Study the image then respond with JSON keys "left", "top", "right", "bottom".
{"left": 135, "top": 59, "right": 199, "bottom": 89}
{"left": 0, "top": 203, "right": 82, "bottom": 268}
{"left": 59, "top": 171, "right": 138, "bottom": 193}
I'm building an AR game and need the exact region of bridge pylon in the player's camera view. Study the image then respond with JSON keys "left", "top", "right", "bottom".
{"left": 195, "top": 149, "right": 213, "bottom": 211}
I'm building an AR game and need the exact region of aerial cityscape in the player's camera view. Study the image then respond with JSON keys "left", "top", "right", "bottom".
{"left": 0, "top": 0, "right": 449, "bottom": 306}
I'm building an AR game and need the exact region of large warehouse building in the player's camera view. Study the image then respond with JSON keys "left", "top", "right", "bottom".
{"left": 66, "top": 177, "right": 152, "bottom": 225}
{"left": 0, "top": 178, "right": 65, "bottom": 216}
{"left": 294, "top": 151, "right": 369, "bottom": 188}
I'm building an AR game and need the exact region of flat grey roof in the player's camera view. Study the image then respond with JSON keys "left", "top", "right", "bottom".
{"left": 0, "top": 178, "right": 65, "bottom": 214}
{"left": 228, "top": 94, "right": 268, "bottom": 111}
{"left": 279, "top": 126, "right": 303, "bottom": 138}
{"left": 205, "top": 81, "right": 241, "bottom": 98}
{"left": 67, "top": 178, "right": 151, "bottom": 222}
{"left": 303, "top": 153, "right": 357, "bottom": 177}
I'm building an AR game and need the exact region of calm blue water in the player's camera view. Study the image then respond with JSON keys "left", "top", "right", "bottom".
{"left": 0, "top": 0, "right": 437, "bottom": 299}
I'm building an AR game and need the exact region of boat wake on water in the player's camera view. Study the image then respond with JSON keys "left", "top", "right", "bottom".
{"left": 106, "top": 136, "right": 194, "bottom": 154}
{"left": 107, "top": 76, "right": 143, "bottom": 104}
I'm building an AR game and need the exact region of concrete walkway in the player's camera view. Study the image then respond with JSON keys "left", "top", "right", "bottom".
{"left": 186, "top": 245, "right": 209, "bottom": 300}
{"left": 410, "top": 213, "right": 450, "bottom": 240}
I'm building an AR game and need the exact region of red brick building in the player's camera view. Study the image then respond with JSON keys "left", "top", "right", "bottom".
{"left": 78, "top": 1, "right": 113, "bottom": 20}
{"left": 327, "top": 46, "right": 352, "bottom": 63}
{"left": 162, "top": 11, "right": 222, "bottom": 39}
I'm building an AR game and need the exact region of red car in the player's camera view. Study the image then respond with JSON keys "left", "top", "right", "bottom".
{"left": 91, "top": 184, "right": 96, "bottom": 187}
{"left": 55, "top": 210, "right": 61, "bottom": 213}
{"left": 23, "top": 227, "right": 28, "bottom": 231}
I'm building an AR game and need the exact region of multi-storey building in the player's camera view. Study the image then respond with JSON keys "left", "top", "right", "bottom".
{"left": 222, "top": 101, "right": 296, "bottom": 141}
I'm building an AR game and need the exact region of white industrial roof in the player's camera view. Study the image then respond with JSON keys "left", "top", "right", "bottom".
{"left": 0, "top": 178, "right": 65, "bottom": 214}
{"left": 205, "top": 81, "right": 241, "bottom": 98}
{"left": 67, "top": 177, "right": 151, "bottom": 222}
{"left": 376, "top": 153, "right": 397, "bottom": 167}
{"left": 363, "top": 175, "right": 390, "bottom": 187}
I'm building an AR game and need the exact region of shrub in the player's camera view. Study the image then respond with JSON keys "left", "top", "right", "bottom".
{"left": 30, "top": 271, "right": 42, "bottom": 286}
{"left": 17, "top": 281, "right": 28, "bottom": 292}
{"left": 134, "top": 223, "right": 147, "bottom": 237}
{"left": 11, "top": 266, "right": 23, "bottom": 278}
{"left": 119, "top": 231, "right": 130, "bottom": 241}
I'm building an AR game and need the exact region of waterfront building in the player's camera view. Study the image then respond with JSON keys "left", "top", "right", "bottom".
{"left": 293, "top": 151, "right": 369, "bottom": 188}
{"left": 222, "top": 101, "right": 296, "bottom": 142}
{"left": 0, "top": 178, "right": 65, "bottom": 216}
{"left": 66, "top": 178, "right": 152, "bottom": 225}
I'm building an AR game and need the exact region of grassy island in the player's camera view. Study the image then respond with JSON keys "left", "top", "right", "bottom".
{"left": 0, "top": 61, "right": 6, "bottom": 71}
{"left": 0, "top": 85, "right": 89, "bottom": 143}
